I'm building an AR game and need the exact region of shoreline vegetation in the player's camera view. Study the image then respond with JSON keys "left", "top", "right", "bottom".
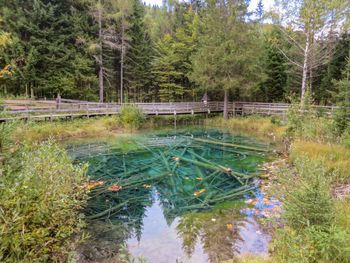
{"left": 1, "top": 101, "right": 350, "bottom": 262}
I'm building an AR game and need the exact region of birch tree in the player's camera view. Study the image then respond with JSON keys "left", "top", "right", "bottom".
{"left": 275, "top": 0, "right": 349, "bottom": 100}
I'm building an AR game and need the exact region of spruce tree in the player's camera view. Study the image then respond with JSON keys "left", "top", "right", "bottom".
{"left": 126, "top": 0, "right": 154, "bottom": 102}
{"left": 261, "top": 30, "right": 288, "bottom": 102}
{"left": 153, "top": 34, "right": 184, "bottom": 102}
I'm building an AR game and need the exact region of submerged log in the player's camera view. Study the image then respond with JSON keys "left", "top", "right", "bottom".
{"left": 188, "top": 137, "right": 270, "bottom": 152}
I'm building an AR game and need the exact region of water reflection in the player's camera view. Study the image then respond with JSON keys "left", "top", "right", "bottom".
{"left": 72, "top": 128, "right": 272, "bottom": 262}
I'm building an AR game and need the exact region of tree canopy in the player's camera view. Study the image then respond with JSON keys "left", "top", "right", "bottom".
{"left": 0, "top": 0, "right": 349, "bottom": 104}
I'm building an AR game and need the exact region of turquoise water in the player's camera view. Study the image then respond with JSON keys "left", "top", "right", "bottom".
{"left": 70, "top": 127, "right": 274, "bottom": 263}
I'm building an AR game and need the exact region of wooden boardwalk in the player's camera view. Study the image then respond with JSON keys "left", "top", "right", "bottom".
{"left": 0, "top": 99, "right": 338, "bottom": 122}
{"left": 0, "top": 100, "right": 234, "bottom": 122}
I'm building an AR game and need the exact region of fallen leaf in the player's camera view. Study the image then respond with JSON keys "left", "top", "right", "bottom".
{"left": 193, "top": 189, "right": 206, "bottom": 196}
{"left": 108, "top": 184, "right": 122, "bottom": 192}
{"left": 226, "top": 223, "right": 234, "bottom": 231}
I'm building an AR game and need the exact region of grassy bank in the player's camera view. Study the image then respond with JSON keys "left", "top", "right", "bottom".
{"left": 207, "top": 114, "right": 350, "bottom": 263}
{"left": 205, "top": 116, "right": 287, "bottom": 142}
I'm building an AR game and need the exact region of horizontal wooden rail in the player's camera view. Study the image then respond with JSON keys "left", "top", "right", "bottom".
{"left": 0, "top": 100, "right": 234, "bottom": 122}
{"left": 0, "top": 99, "right": 342, "bottom": 122}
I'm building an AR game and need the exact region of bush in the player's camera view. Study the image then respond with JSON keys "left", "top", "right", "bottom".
{"left": 118, "top": 105, "right": 145, "bottom": 129}
{"left": 0, "top": 141, "right": 88, "bottom": 262}
{"left": 341, "top": 125, "right": 350, "bottom": 148}
{"left": 272, "top": 158, "right": 350, "bottom": 263}
{"left": 283, "top": 158, "right": 334, "bottom": 229}
{"left": 287, "top": 96, "right": 336, "bottom": 143}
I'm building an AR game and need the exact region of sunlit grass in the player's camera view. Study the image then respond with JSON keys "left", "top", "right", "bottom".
{"left": 205, "top": 116, "right": 287, "bottom": 142}
{"left": 290, "top": 141, "right": 350, "bottom": 183}
{"left": 12, "top": 117, "right": 120, "bottom": 143}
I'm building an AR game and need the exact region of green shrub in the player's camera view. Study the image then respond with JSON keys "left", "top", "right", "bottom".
{"left": 272, "top": 158, "right": 350, "bottom": 263}
{"left": 0, "top": 121, "right": 19, "bottom": 159}
{"left": 287, "top": 95, "right": 336, "bottom": 143}
{"left": 341, "top": 125, "right": 350, "bottom": 148}
{"left": 118, "top": 105, "right": 145, "bottom": 129}
{"left": 283, "top": 158, "right": 334, "bottom": 229}
{"left": 333, "top": 106, "right": 350, "bottom": 137}
{"left": 0, "top": 141, "right": 88, "bottom": 262}
{"left": 274, "top": 224, "right": 349, "bottom": 263}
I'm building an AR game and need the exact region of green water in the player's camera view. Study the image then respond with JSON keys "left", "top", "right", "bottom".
{"left": 69, "top": 127, "right": 274, "bottom": 263}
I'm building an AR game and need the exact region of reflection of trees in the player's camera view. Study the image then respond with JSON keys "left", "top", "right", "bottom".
{"left": 176, "top": 202, "right": 246, "bottom": 262}
{"left": 72, "top": 129, "right": 268, "bottom": 262}
{"left": 78, "top": 152, "right": 155, "bottom": 262}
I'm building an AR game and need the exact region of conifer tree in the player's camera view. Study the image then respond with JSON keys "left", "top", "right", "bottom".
{"left": 191, "top": 0, "right": 261, "bottom": 118}
{"left": 153, "top": 34, "right": 184, "bottom": 102}
{"left": 262, "top": 29, "right": 288, "bottom": 102}
{"left": 126, "top": 0, "right": 154, "bottom": 102}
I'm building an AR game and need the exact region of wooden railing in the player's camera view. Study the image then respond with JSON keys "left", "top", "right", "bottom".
{"left": 234, "top": 102, "right": 338, "bottom": 117}
{"left": 0, "top": 99, "right": 341, "bottom": 122}
{"left": 0, "top": 99, "right": 235, "bottom": 121}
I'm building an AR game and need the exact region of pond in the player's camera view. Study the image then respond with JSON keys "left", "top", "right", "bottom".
{"left": 68, "top": 127, "right": 277, "bottom": 263}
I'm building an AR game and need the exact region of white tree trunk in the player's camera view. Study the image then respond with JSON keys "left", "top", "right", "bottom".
{"left": 301, "top": 32, "right": 310, "bottom": 100}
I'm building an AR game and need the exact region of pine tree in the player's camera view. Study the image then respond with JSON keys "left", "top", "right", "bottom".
{"left": 332, "top": 49, "right": 350, "bottom": 134}
{"left": 0, "top": 0, "right": 97, "bottom": 99}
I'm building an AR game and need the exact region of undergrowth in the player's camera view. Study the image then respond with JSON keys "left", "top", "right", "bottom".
{"left": 271, "top": 158, "right": 350, "bottom": 263}
{"left": 0, "top": 140, "right": 88, "bottom": 262}
{"left": 117, "top": 105, "right": 146, "bottom": 130}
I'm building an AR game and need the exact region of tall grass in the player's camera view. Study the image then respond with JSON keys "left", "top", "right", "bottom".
{"left": 290, "top": 141, "right": 350, "bottom": 183}
{"left": 205, "top": 116, "right": 287, "bottom": 141}
{"left": 13, "top": 117, "right": 120, "bottom": 143}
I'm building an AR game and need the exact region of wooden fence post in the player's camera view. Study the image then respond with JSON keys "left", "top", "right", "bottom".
{"left": 56, "top": 94, "right": 61, "bottom": 110}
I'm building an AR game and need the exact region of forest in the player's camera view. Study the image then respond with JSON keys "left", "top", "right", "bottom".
{"left": 0, "top": 0, "right": 349, "bottom": 104}
{"left": 2, "top": 1, "right": 350, "bottom": 263}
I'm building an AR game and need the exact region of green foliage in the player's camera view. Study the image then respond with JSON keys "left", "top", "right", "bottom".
{"left": 272, "top": 157, "right": 350, "bottom": 263}
{"left": 0, "top": 0, "right": 97, "bottom": 99}
{"left": 118, "top": 105, "right": 145, "bottom": 129}
{"left": 153, "top": 34, "right": 186, "bottom": 102}
{"left": 331, "top": 51, "right": 350, "bottom": 136}
{"left": 0, "top": 121, "right": 18, "bottom": 158}
{"left": 287, "top": 94, "right": 336, "bottom": 142}
{"left": 126, "top": 0, "right": 154, "bottom": 102}
{"left": 190, "top": 1, "right": 262, "bottom": 99}
{"left": 283, "top": 158, "right": 334, "bottom": 229}
{"left": 259, "top": 29, "right": 288, "bottom": 102}
{"left": 0, "top": 140, "right": 88, "bottom": 262}
{"left": 341, "top": 125, "right": 350, "bottom": 147}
